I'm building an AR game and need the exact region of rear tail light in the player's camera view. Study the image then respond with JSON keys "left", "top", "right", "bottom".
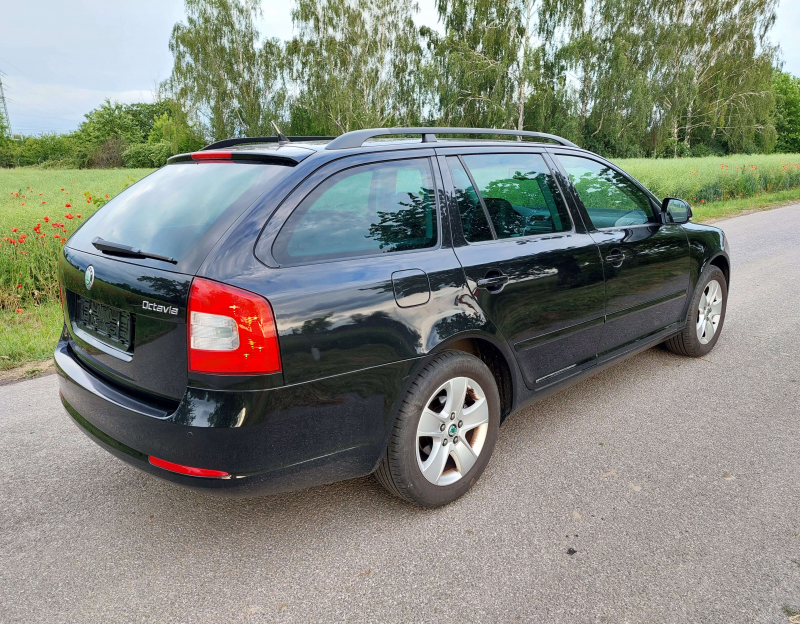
{"left": 187, "top": 277, "right": 281, "bottom": 375}
{"left": 149, "top": 456, "right": 229, "bottom": 478}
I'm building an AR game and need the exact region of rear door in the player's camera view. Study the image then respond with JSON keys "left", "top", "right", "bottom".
{"left": 252, "top": 151, "right": 469, "bottom": 386}
{"left": 551, "top": 152, "right": 691, "bottom": 359}
{"left": 438, "top": 148, "right": 606, "bottom": 388}
{"left": 61, "top": 160, "right": 292, "bottom": 401}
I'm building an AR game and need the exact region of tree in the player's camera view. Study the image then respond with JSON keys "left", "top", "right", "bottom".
{"left": 166, "top": 0, "right": 285, "bottom": 140}
{"left": 287, "top": 0, "right": 424, "bottom": 135}
{"left": 773, "top": 69, "right": 800, "bottom": 153}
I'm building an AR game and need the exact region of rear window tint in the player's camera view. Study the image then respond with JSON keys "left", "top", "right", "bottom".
{"left": 272, "top": 159, "right": 437, "bottom": 264}
{"left": 70, "top": 162, "right": 287, "bottom": 264}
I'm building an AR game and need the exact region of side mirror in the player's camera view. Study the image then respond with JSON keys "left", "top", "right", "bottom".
{"left": 661, "top": 197, "right": 692, "bottom": 224}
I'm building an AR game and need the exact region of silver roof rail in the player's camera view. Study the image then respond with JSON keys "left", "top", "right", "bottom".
{"left": 324, "top": 127, "right": 579, "bottom": 150}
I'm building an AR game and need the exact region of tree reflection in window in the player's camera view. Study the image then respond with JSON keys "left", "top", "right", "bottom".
{"left": 273, "top": 159, "right": 437, "bottom": 264}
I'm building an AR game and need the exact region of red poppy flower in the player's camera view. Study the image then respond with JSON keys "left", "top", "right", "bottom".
{"left": 61, "top": 188, "right": 64, "bottom": 191}
{"left": 18, "top": 237, "right": 24, "bottom": 243}
{"left": 76, "top": 214, "right": 82, "bottom": 219}
{"left": 15, "top": 309, "right": 23, "bottom": 314}
{"left": 54, "top": 234, "right": 60, "bottom": 239}
{"left": 105, "top": 194, "right": 109, "bottom": 198}
{"left": 42, "top": 201, "right": 46, "bottom": 204}
{"left": 65, "top": 203, "right": 71, "bottom": 208}
{"left": 65, "top": 213, "right": 74, "bottom": 219}
{"left": 11, "top": 228, "right": 17, "bottom": 232}
{"left": 44, "top": 216, "right": 50, "bottom": 222}
{"left": 21, "top": 203, "right": 24, "bottom": 206}
{"left": 16, "top": 284, "right": 22, "bottom": 288}
{"left": 86, "top": 199, "right": 91, "bottom": 203}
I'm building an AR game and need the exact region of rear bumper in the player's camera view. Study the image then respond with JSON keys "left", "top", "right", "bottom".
{"left": 56, "top": 340, "right": 413, "bottom": 496}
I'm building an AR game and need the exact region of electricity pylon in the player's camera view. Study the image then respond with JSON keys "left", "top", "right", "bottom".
{"left": 0, "top": 73, "right": 11, "bottom": 137}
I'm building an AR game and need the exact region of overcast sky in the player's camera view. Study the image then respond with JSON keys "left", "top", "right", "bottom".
{"left": 1, "top": 0, "right": 798, "bottom": 136}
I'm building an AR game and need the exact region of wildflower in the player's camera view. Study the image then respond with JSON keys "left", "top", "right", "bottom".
{"left": 42, "top": 201, "right": 46, "bottom": 204}
{"left": 104, "top": 194, "right": 109, "bottom": 198}
{"left": 44, "top": 216, "right": 50, "bottom": 222}
{"left": 87, "top": 199, "right": 91, "bottom": 203}
{"left": 18, "top": 237, "right": 24, "bottom": 243}
{"left": 21, "top": 203, "right": 24, "bottom": 206}
{"left": 701, "top": 199, "right": 705, "bottom": 203}
{"left": 39, "top": 193, "right": 42, "bottom": 196}
{"left": 15, "top": 309, "right": 23, "bottom": 314}
{"left": 65, "top": 203, "right": 71, "bottom": 208}
{"left": 54, "top": 234, "right": 60, "bottom": 239}
{"left": 16, "top": 284, "right": 22, "bottom": 288}
{"left": 11, "top": 228, "right": 17, "bottom": 232}
{"left": 65, "top": 213, "right": 74, "bottom": 219}
{"left": 61, "top": 188, "right": 64, "bottom": 191}
{"left": 76, "top": 214, "right": 81, "bottom": 219}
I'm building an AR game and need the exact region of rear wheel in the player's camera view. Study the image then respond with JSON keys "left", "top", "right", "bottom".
{"left": 375, "top": 350, "right": 500, "bottom": 507}
{"left": 665, "top": 265, "right": 727, "bottom": 357}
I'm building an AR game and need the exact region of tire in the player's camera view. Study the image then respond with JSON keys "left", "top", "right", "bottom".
{"left": 664, "top": 265, "right": 728, "bottom": 357}
{"left": 375, "top": 350, "right": 501, "bottom": 507}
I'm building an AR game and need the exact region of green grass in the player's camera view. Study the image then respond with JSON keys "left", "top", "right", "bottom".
{"left": 1, "top": 157, "right": 800, "bottom": 372}
{"left": 0, "top": 301, "right": 63, "bottom": 371}
{"left": 616, "top": 153, "right": 800, "bottom": 207}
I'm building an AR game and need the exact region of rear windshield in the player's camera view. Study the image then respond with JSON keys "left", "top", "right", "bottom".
{"left": 69, "top": 162, "right": 289, "bottom": 267}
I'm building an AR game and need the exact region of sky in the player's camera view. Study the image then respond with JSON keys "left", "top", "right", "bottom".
{"left": 0, "top": 0, "right": 798, "bottom": 136}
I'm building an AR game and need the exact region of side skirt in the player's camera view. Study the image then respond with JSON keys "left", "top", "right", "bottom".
{"left": 509, "top": 323, "right": 683, "bottom": 418}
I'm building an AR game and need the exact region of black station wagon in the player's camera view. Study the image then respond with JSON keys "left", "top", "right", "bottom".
{"left": 56, "top": 127, "right": 731, "bottom": 507}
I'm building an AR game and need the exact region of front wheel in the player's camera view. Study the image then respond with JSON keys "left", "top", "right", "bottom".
{"left": 375, "top": 350, "right": 501, "bottom": 507}
{"left": 665, "top": 265, "right": 728, "bottom": 357}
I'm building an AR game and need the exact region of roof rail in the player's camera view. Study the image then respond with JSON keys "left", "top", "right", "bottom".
{"left": 201, "top": 136, "right": 336, "bottom": 151}
{"left": 324, "top": 127, "right": 579, "bottom": 150}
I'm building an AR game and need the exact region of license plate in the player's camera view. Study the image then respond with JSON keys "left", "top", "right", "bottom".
{"left": 74, "top": 296, "right": 134, "bottom": 350}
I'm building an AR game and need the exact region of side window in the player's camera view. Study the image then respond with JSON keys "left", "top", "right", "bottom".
{"left": 556, "top": 155, "right": 654, "bottom": 228}
{"left": 446, "top": 157, "right": 493, "bottom": 243}
{"left": 461, "top": 153, "right": 572, "bottom": 238}
{"left": 273, "top": 159, "right": 437, "bottom": 264}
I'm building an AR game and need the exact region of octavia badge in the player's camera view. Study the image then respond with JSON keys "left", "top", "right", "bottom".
{"left": 85, "top": 265, "right": 95, "bottom": 290}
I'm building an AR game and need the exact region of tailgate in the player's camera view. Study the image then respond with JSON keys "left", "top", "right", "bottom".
{"left": 60, "top": 247, "right": 192, "bottom": 402}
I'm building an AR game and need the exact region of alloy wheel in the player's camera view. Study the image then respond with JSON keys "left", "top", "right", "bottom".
{"left": 416, "top": 376, "right": 490, "bottom": 486}
{"left": 696, "top": 278, "right": 723, "bottom": 345}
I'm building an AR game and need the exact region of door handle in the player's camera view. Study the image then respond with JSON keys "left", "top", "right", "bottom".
{"left": 476, "top": 272, "right": 509, "bottom": 291}
{"left": 605, "top": 249, "right": 624, "bottom": 267}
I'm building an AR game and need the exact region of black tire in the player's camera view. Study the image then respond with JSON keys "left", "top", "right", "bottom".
{"left": 375, "top": 350, "right": 501, "bottom": 507}
{"left": 664, "top": 265, "right": 728, "bottom": 357}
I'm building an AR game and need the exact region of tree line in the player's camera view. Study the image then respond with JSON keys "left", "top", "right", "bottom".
{"left": 2, "top": 0, "right": 800, "bottom": 168}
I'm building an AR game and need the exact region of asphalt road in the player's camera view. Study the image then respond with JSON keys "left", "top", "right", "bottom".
{"left": 2, "top": 206, "right": 799, "bottom": 624}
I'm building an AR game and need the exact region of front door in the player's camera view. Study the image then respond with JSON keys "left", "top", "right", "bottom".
{"left": 439, "top": 150, "right": 606, "bottom": 388}
{"left": 552, "top": 153, "right": 691, "bottom": 360}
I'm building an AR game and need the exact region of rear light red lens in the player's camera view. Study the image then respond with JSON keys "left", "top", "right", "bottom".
{"left": 190, "top": 151, "right": 232, "bottom": 160}
{"left": 149, "top": 456, "right": 229, "bottom": 478}
{"left": 187, "top": 277, "right": 281, "bottom": 375}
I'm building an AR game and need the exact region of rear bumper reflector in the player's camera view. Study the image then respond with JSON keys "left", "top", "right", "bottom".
{"left": 148, "top": 456, "right": 229, "bottom": 478}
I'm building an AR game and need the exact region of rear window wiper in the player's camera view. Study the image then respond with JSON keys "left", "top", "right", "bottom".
{"left": 92, "top": 237, "right": 178, "bottom": 264}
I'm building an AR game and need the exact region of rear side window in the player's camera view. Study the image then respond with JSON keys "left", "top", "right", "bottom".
{"left": 459, "top": 153, "right": 571, "bottom": 239}
{"left": 70, "top": 162, "right": 287, "bottom": 264}
{"left": 556, "top": 155, "right": 654, "bottom": 228}
{"left": 272, "top": 159, "right": 437, "bottom": 264}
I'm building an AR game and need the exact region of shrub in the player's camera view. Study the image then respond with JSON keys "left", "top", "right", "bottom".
{"left": 89, "top": 137, "right": 128, "bottom": 168}
{"left": 122, "top": 141, "right": 171, "bottom": 168}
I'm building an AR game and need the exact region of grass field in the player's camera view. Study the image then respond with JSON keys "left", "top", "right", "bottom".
{"left": 1, "top": 155, "right": 799, "bottom": 371}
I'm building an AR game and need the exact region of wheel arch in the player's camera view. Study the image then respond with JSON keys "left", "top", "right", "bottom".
{"left": 425, "top": 331, "right": 520, "bottom": 421}
{"left": 708, "top": 252, "right": 730, "bottom": 287}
